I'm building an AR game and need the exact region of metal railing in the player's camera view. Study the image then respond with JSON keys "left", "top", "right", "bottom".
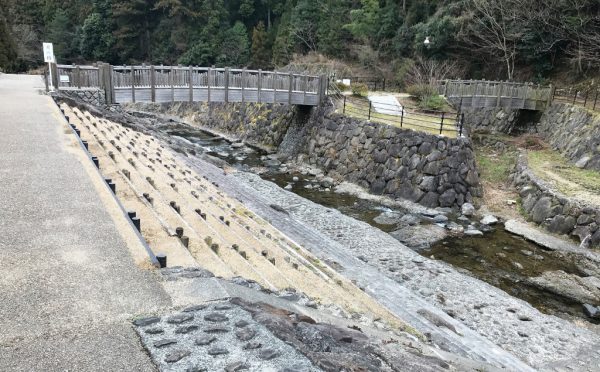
{"left": 340, "top": 95, "right": 464, "bottom": 138}
{"left": 552, "top": 87, "right": 600, "bottom": 111}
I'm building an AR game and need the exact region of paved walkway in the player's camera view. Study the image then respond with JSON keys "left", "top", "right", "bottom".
{"left": 0, "top": 74, "right": 171, "bottom": 371}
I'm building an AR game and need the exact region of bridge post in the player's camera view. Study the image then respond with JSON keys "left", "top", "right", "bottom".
{"left": 75, "top": 65, "right": 81, "bottom": 89}
{"left": 224, "top": 67, "right": 229, "bottom": 103}
{"left": 288, "top": 73, "right": 293, "bottom": 104}
{"left": 303, "top": 75, "right": 307, "bottom": 104}
{"left": 496, "top": 81, "right": 503, "bottom": 107}
{"left": 170, "top": 66, "right": 175, "bottom": 103}
{"left": 273, "top": 72, "right": 278, "bottom": 104}
{"left": 318, "top": 75, "right": 326, "bottom": 106}
{"left": 50, "top": 62, "right": 59, "bottom": 90}
{"left": 257, "top": 69, "right": 262, "bottom": 103}
{"left": 241, "top": 68, "right": 246, "bottom": 103}
{"left": 99, "top": 63, "right": 114, "bottom": 105}
{"left": 150, "top": 65, "right": 156, "bottom": 103}
{"left": 207, "top": 67, "right": 212, "bottom": 103}
{"left": 188, "top": 66, "right": 193, "bottom": 102}
{"left": 130, "top": 65, "right": 136, "bottom": 103}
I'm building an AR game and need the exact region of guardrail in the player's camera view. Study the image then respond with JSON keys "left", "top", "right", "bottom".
{"left": 340, "top": 95, "right": 463, "bottom": 138}
{"left": 49, "top": 63, "right": 327, "bottom": 106}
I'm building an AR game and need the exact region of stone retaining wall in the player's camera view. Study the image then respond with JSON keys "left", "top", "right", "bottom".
{"left": 123, "top": 101, "right": 481, "bottom": 208}
{"left": 510, "top": 152, "right": 600, "bottom": 248}
{"left": 57, "top": 89, "right": 105, "bottom": 106}
{"left": 537, "top": 103, "right": 600, "bottom": 171}
{"left": 295, "top": 112, "right": 481, "bottom": 208}
{"left": 461, "top": 107, "right": 520, "bottom": 134}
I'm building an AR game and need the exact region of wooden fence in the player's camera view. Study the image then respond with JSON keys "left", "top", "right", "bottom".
{"left": 49, "top": 63, "right": 327, "bottom": 106}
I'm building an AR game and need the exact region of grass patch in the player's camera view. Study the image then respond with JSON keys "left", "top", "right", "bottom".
{"left": 528, "top": 150, "right": 600, "bottom": 193}
{"left": 476, "top": 149, "right": 518, "bottom": 185}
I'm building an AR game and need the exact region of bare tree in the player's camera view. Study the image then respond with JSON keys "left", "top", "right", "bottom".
{"left": 462, "top": 0, "right": 525, "bottom": 80}
{"left": 405, "top": 57, "right": 463, "bottom": 87}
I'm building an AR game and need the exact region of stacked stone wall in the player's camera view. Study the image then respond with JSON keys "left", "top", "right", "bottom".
{"left": 511, "top": 153, "right": 600, "bottom": 247}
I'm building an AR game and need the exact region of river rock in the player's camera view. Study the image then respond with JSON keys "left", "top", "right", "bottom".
{"left": 480, "top": 215, "right": 498, "bottom": 225}
{"left": 433, "top": 215, "right": 449, "bottom": 223}
{"left": 527, "top": 270, "right": 600, "bottom": 305}
{"left": 461, "top": 203, "right": 475, "bottom": 217}
{"left": 582, "top": 304, "right": 600, "bottom": 318}
{"left": 464, "top": 229, "right": 483, "bottom": 236}
{"left": 398, "top": 214, "right": 421, "bottom": 226}
{"left": 373, "top": 210, "right": 404, "bottom": 225}
{"left": 390, "top": 224, "right": 447, "bottom": 250}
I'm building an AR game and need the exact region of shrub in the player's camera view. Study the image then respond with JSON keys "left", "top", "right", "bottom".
{"left": 334, "top": 81, "right": 350, "bottom": 91}
{"left": 351, "top": 82, "right": 368, "bottom": 97}
{"left": 406, "top": 84, "right": 437, "bottom": 100}
{"left": 418, "top": 95, "right": 445, "bottom": 111}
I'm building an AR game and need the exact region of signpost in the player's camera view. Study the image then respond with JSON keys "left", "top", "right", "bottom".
{"left": 42, "top": 42, "right": 55, "bottom": 90}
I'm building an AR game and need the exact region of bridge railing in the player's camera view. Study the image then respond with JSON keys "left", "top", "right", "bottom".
{"left": 51, "top": 63, "right": 326, "bottom": 106}
{"left": 437, "top": 80, "right": 553, "bottom": 110}
{"left": 56, "top": 64, "right": 100, "bottom": 89}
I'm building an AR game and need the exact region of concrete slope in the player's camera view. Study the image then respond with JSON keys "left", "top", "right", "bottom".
{"left": 0, "top": 74, "right": 171, "bottom": 371}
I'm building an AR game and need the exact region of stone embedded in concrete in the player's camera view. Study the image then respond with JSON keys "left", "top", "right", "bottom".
{"left": 144, "top": 327, "right": 164, "bottom": 334}
{"left": 194, "top": 335, "right": 217, "bottom": 346}
{"left": 175, "top": 325, "right": 199, "bottom": 334}
{"left": 133, "top": 316, "right": 161, "bottom": 327}
{"left": 165, "top": 349, "right": 191, "bottom": 363}
{"left": 167, "top": 313, "right": 194, "bottom": 324}
{"left": 225, "top": 361, "right": 250, "bottom": 372}
{"left": 207, "top": 347, "right": 229, "bottom": 356}
{"left": 204, "top": 312, "right": 228, "bottom": 322}
{"left": 258, "top": 348, "right": 280, "bottom": 360}
{"left": 154, "top": 338, "right": 178, "bottom": 348}
{"left": 235, "top": 328, "right": 256, "bottom": 341}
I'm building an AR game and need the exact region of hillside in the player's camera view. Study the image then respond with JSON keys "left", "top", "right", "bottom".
{"left": 1, "top": 0, "right": 599, "bottom": 86}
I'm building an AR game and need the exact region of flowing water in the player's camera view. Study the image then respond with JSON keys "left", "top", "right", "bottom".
{"left": 171, "top": 127, "right": 597, "bottom": 323}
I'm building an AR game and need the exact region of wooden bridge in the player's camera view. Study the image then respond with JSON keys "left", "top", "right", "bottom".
{"left": 438, "top": 80, "right": 554, "bottom": 110}
{"left": 49, "top": 63, "right": 327, "bottom": 106}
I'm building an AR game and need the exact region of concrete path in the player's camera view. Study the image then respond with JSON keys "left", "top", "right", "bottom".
{"left": 0, "top": 74, "right": 171, "bottom": 371}
{"left": 367, "top": 94, "right": 403, "bottom": 116}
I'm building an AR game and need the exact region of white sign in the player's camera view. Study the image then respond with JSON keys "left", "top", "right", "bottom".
{"left": 59, "top": 75, "right": 70, "bottom": 83}
{"left": 42, "top": 42, "right": 54, "bottom": 63}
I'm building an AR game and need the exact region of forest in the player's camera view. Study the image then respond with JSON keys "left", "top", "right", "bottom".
{"left": 0, "top": 0, "right": 599, "bottom": 85}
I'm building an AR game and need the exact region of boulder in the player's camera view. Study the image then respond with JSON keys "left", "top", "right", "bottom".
{"left": 531, "top": 197, "right": 553, "bottom": 223}
{"left": 390, "top": 224, "right": 447, "bottom": 250}
{"left": 373, "top": 211, "right": 404, "bottom": 225}
{"left": 461, "top": 203, "right": 475, "bottom": 217}
{"left": 527, "top": 270, "right": 600, "bottom": 305}
{"left": 438, "top": 189, "right": 457, "bottom": 207}
{"left": 480, "top": 215, "right": 499, "bottom": 225}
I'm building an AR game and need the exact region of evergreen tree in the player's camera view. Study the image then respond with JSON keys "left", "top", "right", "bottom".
{"left": 0, "top": 15, "right": 18, "bottom": 71}
{"left": 217, "top": 21, "right": 250, "bottom": 66}
{"left": 112, "top": 0, "right": 156, "bottom": 62}
{"left": 47, "top": 9, "right": 77, "bottom": 62}
{"left": 80, "top": 0, "right": 114, "bottom": 61}
{"left": 251, "top": 21, "right": 270, "bottom": 68}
